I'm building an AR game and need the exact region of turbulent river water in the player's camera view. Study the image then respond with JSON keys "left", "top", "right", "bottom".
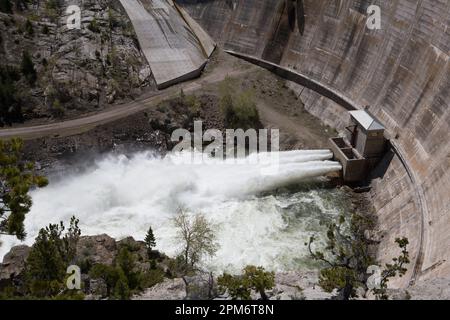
{"left": 1, "top": 150, "right": 350, "bottom": 274}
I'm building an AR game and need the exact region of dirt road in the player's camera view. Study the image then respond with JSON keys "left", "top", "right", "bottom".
{"left": 0, "top": 65, "right": 255, "bottom": 140}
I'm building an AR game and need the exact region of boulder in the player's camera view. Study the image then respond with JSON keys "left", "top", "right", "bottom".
{"left": 0, "top": 245, "right": 31, "bottom": 279}
{"left": 270, "top": 271, "right": 334, "bottom": 300}
{"left": 89, "top": 278, "right": 108, "bottom": 298}
{"left": 184, "top": 273, "right": 217, "bottom": 300}
{"left": 75, "top": 234, "right": 117, "bottom": 266}
{"left": 116, "top": 236, "right": 150, "bottom": 273}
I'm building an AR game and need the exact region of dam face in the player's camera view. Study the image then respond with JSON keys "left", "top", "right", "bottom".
{"left": 118, "top": 0, "right": 215, "bottom": 89}
{"left": 177, "top": 0, "right": 450, "bottom": 286}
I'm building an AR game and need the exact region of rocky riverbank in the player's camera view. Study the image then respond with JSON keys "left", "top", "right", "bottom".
{"left": 0, "top": 233, "right": 334, "bottom": 300}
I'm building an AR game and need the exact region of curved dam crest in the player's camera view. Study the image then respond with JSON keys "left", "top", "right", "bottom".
{"left": 176, "top": 0, "right": 450, "bottom": 286}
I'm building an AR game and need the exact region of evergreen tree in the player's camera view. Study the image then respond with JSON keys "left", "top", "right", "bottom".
{"left": 25, "top": 216, "right": 81, "bottom": 297}
{"left": 113, "top": 269, "right": 131, "bottom": 300}
{"left": 144, "top": 226, "right": 156, "bottom": 255}
{"left": 89, "top": 264, "right": 119, "bottom": 297}
{"left": 0, "top": 138, "right": 48, "bottom": 240}
{"left": 0, "top": 65, "right": 23, "bottom": 125}
{"left": 21, "top": 50, "right": 37, "bottom": 84}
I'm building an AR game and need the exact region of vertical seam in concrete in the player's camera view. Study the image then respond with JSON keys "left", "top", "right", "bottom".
{"left": 172, "top": 1, "right": 209, "bottom": 58}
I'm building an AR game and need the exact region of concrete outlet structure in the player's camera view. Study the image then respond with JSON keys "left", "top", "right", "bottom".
{"left": 178, "top": 0, "right": 450, "bottom": 288}
{"left": 330, "top": 110, "right": 386, "bottom": 182}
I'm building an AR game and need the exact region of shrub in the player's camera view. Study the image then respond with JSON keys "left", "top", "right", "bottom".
{"left": 24, "top": 19, "right": 33, "bottom": 36}
{"left": 138, "top": 269, "right": 165, "bottom": 289}
{"left": 219, "top": 77, "right": 260, "bottom": 130}
{"left": 21, "top": 51, "right": 37, "bottom": 84}
{"left": 88, "top": 18, "right": 100, "bottom": 33}
{"left": 218, "top": 265, "right": 275, "bottom": 300}
{"left": 0, "top": 66, "right": 23, "bottom": 125}
{"left": 0, "top": 0, "right": 12, "bottom": 13}
{"left": 51, "top": 98, "right": 64, "bottom": 118}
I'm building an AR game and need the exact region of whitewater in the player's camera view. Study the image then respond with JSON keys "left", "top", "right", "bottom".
{"left": 0, "top": 150, "right": 345, "bottom": 273}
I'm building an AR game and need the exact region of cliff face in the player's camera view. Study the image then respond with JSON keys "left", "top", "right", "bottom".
{"left": 0, "top": 0, "right": 153, "bottom": 124}
{"left": 178, "top": 0, "right": 450, "bottom": 286}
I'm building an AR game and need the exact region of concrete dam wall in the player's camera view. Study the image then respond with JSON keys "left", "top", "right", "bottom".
{"left": 118, "top": 0, "right": 215, "bottom": 89}
{"left": 177, "top": 0, "right": 450, "bottom": 287}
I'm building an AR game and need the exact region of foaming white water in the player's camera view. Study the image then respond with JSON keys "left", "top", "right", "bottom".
{"left": 0, "top": 150, "right": 343, "bottom": 273}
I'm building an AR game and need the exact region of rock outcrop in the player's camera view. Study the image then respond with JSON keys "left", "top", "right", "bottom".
{"left": 132, "top": 278, "right": 187, "bottom": 300}
{"left": 0, "top": 0, "right": 154, "bottom": 123}
{"left": 75, "top": 234, "right": 118, "bottom": 266}
{"left": 0, "top": 245, "right": 30, "bottom": 289}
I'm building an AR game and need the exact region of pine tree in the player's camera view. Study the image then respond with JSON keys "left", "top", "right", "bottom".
{"left": 144, "top": 226, "right": 156, "bottom": 253}
{"left": 0, "top": 138, "right": 48, "bottom": 240}
{"left": 25, "top": 216, "right": 81, "bottom": 297}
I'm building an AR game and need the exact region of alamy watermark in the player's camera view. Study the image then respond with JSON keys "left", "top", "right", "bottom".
{"left": 170, "top": 121, "right": 281, "bottom": 175}
{"left": 65, "top": 4, "right": 382, "bottom": 31}
{"left": 66, "top": 5, "right": 81, "bottom": 30}
{"left": 366, "top": 5, "right": 382, "bottom": 30}
{"left": 66, "top": 265, "right": 81, "bottom": 290}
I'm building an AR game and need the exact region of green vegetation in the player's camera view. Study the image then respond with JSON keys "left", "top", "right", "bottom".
{"left": 307, "top": 213, "right": 373, "bottom": 300}
{"left": 21, "top": 50, "right": 37, "bottom": 85}
{"left": 44, "top": 0, "right": 59, "bottom": 21}
{"left": 0, "top": 138, "right": 48, "bottom": 240}
{"left": 173, "top": 209, "right": 217, "bottom": 273}
{"left": 144, "top": 226, "right": 156, "bottom": 257}
{"left": 0, "top": 0, "right": 12, "bottom": 13}
{"left": 0, "top": 65, "right": 23, "bottom": 125}
{"left": 24, "top": 19, "right": 33, "bottom": 36}
{"left": 88, "top": 18, "right": 100, "bottom": 33}
{"left": 45, "top": 0, "right": 58, "bottom": 10}
{"left": 89, "top": 244, "right": 165, "bottom": 300}
{"left": 218, "top": 265, "right": 275, "bottom": 300}
{"left": 25, "top": 217, "right": 81, "bottom": 297}
{"left": 307, "top": 212, "right": 410, "bottom": 300}
{"left": 372, "top": 238, "right": 410, "bottom": 300}
{"left": 108, "top": 7, "right": 122, "bottom": 29}
{"left": 219, "top": 76, "right": 260, "bottom": 130}
{"left": 180, "top": 89, "right": 202, "bottom": 116}
{"left": 50, "top": 98, "right": 64, "bottom": 118}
